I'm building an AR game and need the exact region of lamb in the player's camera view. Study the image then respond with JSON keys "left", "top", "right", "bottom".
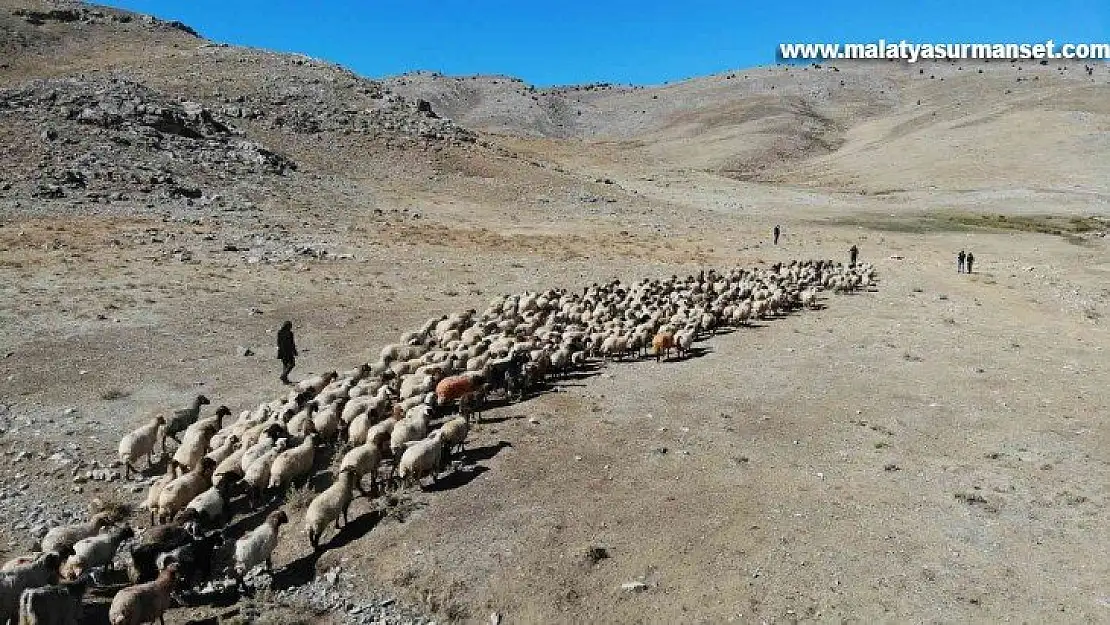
{"left": 162, "top": 395, "right": 210, "bottom": 452}
{"left": 170, "top": 421, "right": 220, "bottom": 476}
{"left": 268, "top": 433, "right": 318, "bottom": 491}
{"left": 140, "top": 468, "right": 177, "bottom": 525}
{"left": 458, "top": 388, "right": 485, "bottom": 425}
{"left": 394, "top": 431, "right": 446, "bottom": 489}
{"left": 233, "top": 510, "right": 288, "bottom": 592}
{"left": 118, "top": 416, "right": 166, "bottom": 479}
{"left": 304, "top": 467, "right": 357, "bottom": 551}
{"left": 17, "top": 574, "right": 89, "bottom": 625}
{"left": 39, "top": 513, "right": 114, "bottom": 556}
{"left": 154, "top": 457, "right": 217, "bottom": 524}
{"left": 108, "top": 562, "right": 178, "bottom": 625}
{"left": 338, "top": 444, "right": 382, "bottom": 496}
{"left": 0, "top": 552, "right": 65, "bottom": 624}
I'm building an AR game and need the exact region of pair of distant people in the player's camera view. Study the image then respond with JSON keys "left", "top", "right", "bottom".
{"left": 957, "top": 250, "right": 975, "bottom": 274}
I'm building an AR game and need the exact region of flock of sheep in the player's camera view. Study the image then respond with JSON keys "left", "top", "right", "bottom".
{"left": 1, "top": 259, "right": 876, "bottom": 624}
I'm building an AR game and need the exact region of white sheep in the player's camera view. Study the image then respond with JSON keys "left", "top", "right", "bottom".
{"left": 389, "top": 411, "right": 429, "bottom": 457}
{"left": 338, "top": 444, "right": 382, "bottom": 496}
{"left": 395, "top": 430, "right": 446, "bottom": 489}
{"left": 154, "top": 457, "right": 217, "bottom": 524}
{"left": 268, "top": 433, "right": 318, "bottom": 491}
{"left": 118, "top": 415, "right": 166, "bottom": 479}
{"left": 304, "top": 467, "right": 357, "bottom": 551}
{"left": 244, "top": 439, "right": 288, "bottom": 506}
{"left": 39, "top": 513, "right": 114, "bottom": 555}
{"left": 232, "top": 511, "right": 288, "bottom": 592}
{"left": 437, "top": 416, "right": 469, "bottom": 458}
{"left": 65, "top": 525, "right": 135, "bottom": 577}
{"left": 170, "top": 421, "right": 219, "bottom": 476}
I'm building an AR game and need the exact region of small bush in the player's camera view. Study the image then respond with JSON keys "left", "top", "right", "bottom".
{"left": 100, "top": 389, "right": 130, "bottom": 401}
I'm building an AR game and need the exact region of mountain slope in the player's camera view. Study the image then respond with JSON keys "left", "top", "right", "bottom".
{"left": 385, "top": 61, "right": 1110, "bottom": 194}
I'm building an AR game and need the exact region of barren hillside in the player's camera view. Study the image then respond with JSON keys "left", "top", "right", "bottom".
{"left": 386, "top": 61, "right": 1110, "bottom": 194}
{"left": 2, "top": 2, "right": 1110, "bottom": 625}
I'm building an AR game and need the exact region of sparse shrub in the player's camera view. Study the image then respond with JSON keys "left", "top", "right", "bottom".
{"left": 100, "top": 388, "right": 130, "bottom": 400}
{"left": 285, "top": 482, "right": 315, "bottom": 511}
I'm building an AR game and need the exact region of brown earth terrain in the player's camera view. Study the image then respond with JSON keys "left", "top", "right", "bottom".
{"left": 1, "top": 1, "right": 1110, "bottom": 623}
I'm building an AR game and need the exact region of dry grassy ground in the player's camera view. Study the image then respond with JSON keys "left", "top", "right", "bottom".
{"left": 1, "top": 2, "right": 1110, "bottom": 623}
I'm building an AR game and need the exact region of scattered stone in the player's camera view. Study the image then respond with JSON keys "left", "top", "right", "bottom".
{"left": 621, "top": 580, "right": 649, "bottom": 592}
{"left": 237, "top": 346, "right": 254, "bottom": 357}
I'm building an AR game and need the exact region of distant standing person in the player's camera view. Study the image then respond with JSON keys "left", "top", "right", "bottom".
{"left": 277, "top": 320, "right": 297, "bottom": 385}
{"left": 848, "top": 244, "right": 858, "bottom": 266}
{"left": 966, "top": 252, "right": 975, "bottom": 274}
{"left": 773, "top": 225, "right": 781, "bottom": 245}
{"left": 957, "top": 250, "right": 966, "bottom": 273}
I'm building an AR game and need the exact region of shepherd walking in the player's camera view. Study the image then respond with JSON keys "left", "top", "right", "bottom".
{"left": 965, "top": 252, "right": 975, "bottom": 274}
{"left": 773, "top": 225, "right": 781, "bottom": 245}
{"left": 957, "top": 250, "right": 966, "bottom": 273}
{"left": 848, "top": 244, "right": 858, "bottom": 266}
{"left": 277, "top": 320, "right": 298, "bottom": 385}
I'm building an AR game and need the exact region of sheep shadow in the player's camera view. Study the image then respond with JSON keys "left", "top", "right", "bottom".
{"left": 424, "top": 464, "right": 490, "bottom": 493}
{"left": 474, "top": 412, "right": 523, "bottom": 426}
{"left": 224, "top": 496, "right": 284, "bottom": 541}
{"left": 269, "top": 551, "right": 322, "bottom": 591}
{"left": 322, "top": 509, "right": 385, "bottom": 551}
{"left": 660, "top": 346, "right": 712, "bottom": 363}
{"left": 460, "top": 440, "right": 512, "bottom": 463}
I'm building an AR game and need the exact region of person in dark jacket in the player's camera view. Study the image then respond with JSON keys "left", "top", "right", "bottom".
{"left": 848, "top": 244, "right": 859, "bottom": 266}
{"left": 965, "top": 252, "right": 975, "bottom": 274}
{"left": 773, "top": 225, "right": 781, "bottom": 245}
{"left": 957, "top": 250, "right": 966, "bottom": 273}
{"left": 277, "top": 321, "right": 297, "bottom": 384}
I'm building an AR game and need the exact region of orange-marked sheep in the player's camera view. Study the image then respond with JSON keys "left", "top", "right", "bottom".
{"left": 435, "top": 373, "right": 482, "bottom": 405}
{"left": 651, "top": 331, "right": 675, "bottom": 362}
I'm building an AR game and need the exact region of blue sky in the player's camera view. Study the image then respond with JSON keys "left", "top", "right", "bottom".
{"left": 104, "top": 0, "right": 1108, "bottom": 86}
